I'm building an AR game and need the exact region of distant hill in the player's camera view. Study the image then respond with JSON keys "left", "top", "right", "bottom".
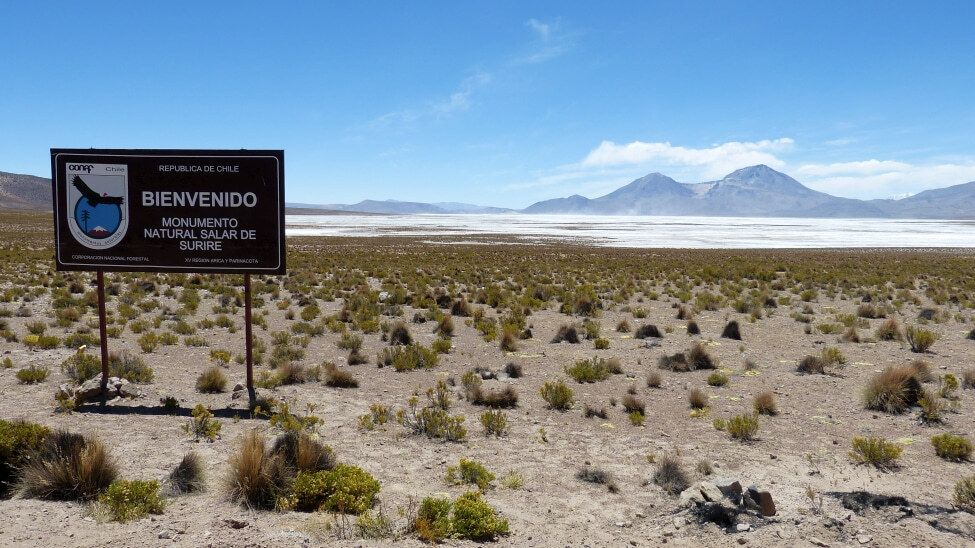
{"left": 524, "top": 165, "right": 975, "bottom": 219}
{"left": 0, "top": 171, "right": 51, "bottom": 210}
{"left": 8, "top": 166, "right": 975, "bottom": 219}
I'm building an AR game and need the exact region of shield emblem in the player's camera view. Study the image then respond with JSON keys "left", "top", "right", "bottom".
{"left": 66, "top": 163, "right": 129, "bottom": 250}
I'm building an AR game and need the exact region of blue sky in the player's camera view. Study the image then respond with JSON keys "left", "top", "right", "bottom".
{"left": 3, "top": 1, "right": 974, "bottom": 207}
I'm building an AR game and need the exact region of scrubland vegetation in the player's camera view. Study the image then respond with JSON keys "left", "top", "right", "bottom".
{"left": 0, "top": 215, "right": 974, "bottom": 545}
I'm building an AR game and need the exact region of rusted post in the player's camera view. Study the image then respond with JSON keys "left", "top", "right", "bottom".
{"left": 96, "top": 270, "right": 109, "bottom": 400}
{"left": 244, "top": 273, "right": 255, "bottom": 405}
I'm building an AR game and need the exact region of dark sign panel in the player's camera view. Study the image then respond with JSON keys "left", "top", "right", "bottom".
{"left": 51, "top": 149, "right": 285, "bottom": 274}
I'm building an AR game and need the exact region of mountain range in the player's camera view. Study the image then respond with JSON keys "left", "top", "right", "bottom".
{"left": 4, "top": 165, "right": 975, "bottom": 219}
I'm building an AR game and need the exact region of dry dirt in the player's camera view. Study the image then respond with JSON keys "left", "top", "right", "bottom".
{"left": 1, "top": 257, "right": 975, "bottom": 547}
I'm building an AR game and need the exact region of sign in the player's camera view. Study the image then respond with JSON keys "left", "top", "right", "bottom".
{"left": 51, "top": 149, "right": 285, "bottom": 274}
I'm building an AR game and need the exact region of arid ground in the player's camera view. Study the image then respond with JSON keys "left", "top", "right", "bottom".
{"left": 1, "top": 211, "right": 974, "bottom": 547}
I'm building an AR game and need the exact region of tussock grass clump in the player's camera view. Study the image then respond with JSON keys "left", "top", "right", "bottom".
{"left": 224, "top": 430, "right": 292, "bottom": 510}
{"left": 905, "top": 325, "right": 937, "bottom": 353}
{"left": 377, "top": 343, "right": 439, "bottom": 372}
{"left": 676, "top": 305, "right": 693, "bottom": 320}
{"left": 451, "top": 299, "right": 472, "bottom": 317}
{"left": 797, "top": 355, "right": 826, "bottom": 375}
{"left": 688, "top": 388, "right": 708, "bottom": 410}
{"left": 446, "top": 458, "right": 495, "bottom": 491}
{"left": 271, "top": 431, "right": 336, "bottom": 473}
{"left": 621, "top": 394, "right": 645, "bottom": 415}
{"left": 850, "top": 436, "right": 902, "bottom": 469}
{"left": 167, "top": 451, "right": 206, "bottom": 494}
{"left": 576, "top": 466, "right": 618, "bottom": 493}
{"left": 963, "top": 369, "right": 975, "bottom": 389}
{"left": 931, "top": 433, "right": 972, "bottom": 462}
{"left": 918, "top": 388, "right": 945, "bottom": 424}
{"left": 616, "top": 319, "right": 631, "bottom": 333}
{"left": 910, "top": 359, "right": 935, "bottom": 383}
{"left": 323, "top": 362, "right": 359, "bottom": 388}
{"left": 435, "top": 315, "right": 455, "bottom": 337}
{"left": 653, "top": 454, "right": 690, "bottom": 496}
{"left": 499, "top": 331, "right": 518, "bottom": 352}
{"left": 196, "top": 366, "right": 228, "bottom": 393}
{"left": 0, "top": 419, "right": 50, "bottom": 497}
{"left": 584, "top": 404, "right": 608, "bottom": 419}
{"left": 16, "top": 431, "right": 118, "bottom": 501}
{"left": 659, "top": 352, "right": 689, "bottom": 372}
{"left": 471, "top": 385, "right": 518, "bottom": 408}
{"left": 646, "top": 371, "right": 662, "bottom": 388}
{"left": 687, "top": 321, "right": 700, "bottom": 335}
{"left": 955, "top": 476, "right": 975, "bottom": 513}
{"left": 753, "top": 391, "right": 778, "bottom": 415}
{"left": 96, "top": 479, "right": 164, "bottom": 522}
{"left": 875, "top": 318, "right": 903, "bottom": 341}
{"left": 863, "top": 365, "right": 922, "bottom": 414}
{"left": 275, "top": 362, "right": 309, "bottom": 385}
{"left": 634, "top": 324, "right": 662, "bottom": 339}
{"left": 388, "top": 321, "right": 412, "bottom": 346}
{"left": 503, "top": 362, "right": 523, "bottom": 378}
{"left": 687, "top": 343, "right": 717, "bottom": 370}
{"left": 551, "top": 324, "right": 580, "bottom": 344}
{"left": 821, "top": 346, "right": 846, "bottom": 366}
{"left": 727, "top": 413, "right": 759, "bottom": 441}
{"left": 540, "top": 380, "right": 574, "bottom": 411}
{"left": 720, "top": 321, "right": 741, "bottom": 340}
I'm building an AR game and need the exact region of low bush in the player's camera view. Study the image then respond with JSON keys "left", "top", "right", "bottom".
{"left": 377, "top": 344, "right": 439, "bottom": 372}
{"left": 15, "top": 431, "right": 118, "bottom": 501}
{"left": 707, "top": 372, "right": 728, "bottom": 387}
{"left": 0, "top": 419, "right": 50, "bottom": 497}
{"left": 931, "top": 433, "right": 972, "bottom": 462}
{"left": 61, "top": 351, "right": 101, "bottom": 384}
{"left": 16, "top": 365, "right": 48, "bottom": 384}
{"left": 108, "top": 351, "right": 153, "bottom": 383}
{"left": 96, "top": 479, "right": 164, "bottom": 522}
{"left": 576, "top": 466, "right": 618, "bottom": 493}
{"left": 616, "top": 319, "right": 631, "bottom": 333}
{"left": 224, "top": 430, "right": 292, "bottom": 510}
{"left": 956, "top": 475, "right": 975, "bottom": 513}
{"left": 850, "top": 436, "right": 902, "bottom": 469}
{"left": 687, "top": 343, "right": 717, "bottom": 370}
{"left": 446, "top": 458, "right": 495, "bottom": 491}
{"left": 420, "top": 491, "right": 509, "bottom": 542}
{"left": 727, "top": 413, "right": 759, "bottom": 441}
{"left": 875, "top": 318, "right": 903, "bottom": 341}
{"left": 584, "top": 404, "right": 608, "bottom": 419}
{"left": 593, "top": 337, "right": 609, "bottom": 349}
{"left": 688, "top": 388, "right": 708, "bottom": 410}
{"left": 479, "top": 410, "right": 509, "bottom": 437}
{"left": 797, "top": 355, "right": 826, "bottom": 375}
{"left": 905, "top": 325, "right": 937, "bottom": 353}
{"left": 291, "top": 464, "right": 380, "bottom": 514}
{"left": 388, "top": 321, "right": 412, "bottom": 346}
{"left": 646, "top": 371, "right": 662, "bottom": 388}
{"left": 863, "top": 365, "right": 922, "bottom": 413}
{"left": 471, "top": 385, "right": 518, "bottom": 408}
{"left": 399, "top": 397, "right": 468, "bottom": 442}
{"left": 687, "top": 321, "right": 700, "bottom": 335}
{"left": 621, "top": 394, "right": 645, "bottom": 414}
{"left": 540, "top": 380, "right": 574, "bottom": 411}
{"left": 186, "top": 404, "right": 221, "bottom": 442}
{"left": 565, "top": 357, "right": 617, "bottom": 383}
{"left": 503, "top": 362, "right": 523, "bottom": 378}
{"left": 196, "top": 366, "right": 228, "bottom": 393}
{"left": 659, "top": 352, "right": 690, "bottom": 372}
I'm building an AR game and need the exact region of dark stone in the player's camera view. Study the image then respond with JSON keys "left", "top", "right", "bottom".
{"left": 747, "top": 486, "right": 776, "bottom": 517}
{"left": 695, "top": 501, "right": 739, "bottom": 529}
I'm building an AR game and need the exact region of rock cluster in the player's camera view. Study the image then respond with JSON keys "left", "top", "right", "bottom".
{"left": 57, "top": 376, "right": 143, "bottom": 405}
{"left": 678, "top": 478, "right": 776, "bottom": 531}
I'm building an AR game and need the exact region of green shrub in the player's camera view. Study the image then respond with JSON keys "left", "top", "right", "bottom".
{"left": 940, "top": 373, "right": 960, "bottom": 400}
{"left": 905, "top": 325, "right": 937, "bottom": 353}
{"left": 16, "top": 365, "right": 48, "bottom": 384}
{"left": 565, "top": 357, "right": 617, "bottom": 383}
{"left": 931, "top": 433, "right": 972, "bottom": 461}
{"left": 377, "top": 344, "right": 439, "bottom": 372}
{"left": 416, "top": 496, "right": 453, "bottom": 543}
{"left": 593, "top": 337, "right": 609, "bottom": 349}
{"left": 61, "top": 351, "right": 101, "bottom": 384}
{"left": 431, "top": 336, "right": 452, "bottom": 354}
{"left": 480, "top": 410, "right": 509, "bottom": 437}
{"left": 850, "top": 436, "right": 902, "bottom": 469}
{"left": 108, "top": 351, "right": 153, "bottom": 383}
{"left": 706, "top": 371, "right": 728, "bottom": 387}
{"left": 956, "top": 475, "right": 975, "bottom": 513}
{"left": 540, "top": 380, "right": 574, "bottom": 411}
{"left": 451, "top": 491, "right": 510, "bottom": 541}
{"left": 398, "top": 397, "right": 467, "bottom": 442}
{"left": 727, "top": 413, "right": 759, "bottom": 441}
{"left": 821, "top": 346, "right": 846, "bottom": 366}
{"left": 137, "top": 332, "right": 159, "bottom": 353}
{"left": 97, "top": 479, "right": 164, "bottom": 522}
{"left": 446, "top": 458, "right": 495, "bottom": 491}
{"left": 291, "top": 464, "right": 380, "bottom": 514}
{"left": 0, "top": 419, "right": 50, "bottom": 496}
{"left": 185, "top": 405, "right": 221, "bottom": 442}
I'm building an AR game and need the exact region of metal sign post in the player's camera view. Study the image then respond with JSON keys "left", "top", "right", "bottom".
{"left": 50, "top": 149, "right": 285, "bottom": 406}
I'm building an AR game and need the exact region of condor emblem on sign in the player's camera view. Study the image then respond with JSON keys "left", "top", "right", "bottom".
{"left": 66, "top": 163, "right": 129, "bottom": 249}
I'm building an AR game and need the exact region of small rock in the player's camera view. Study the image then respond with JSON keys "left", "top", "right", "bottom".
{"left": 698, "top": 481, "right": 723, "bottom": 503}
{"left": 809, "top": 538, "right": 829, "bottom": 547}
{"left": 158, "top": 530, "right": 174, "bottom": 539}
{"left": 673, "top": 516, "right": 685, "bottom": 529}
{"left": 856, "top": 534, "right": 872, "bottom": 544}
{"left": 224, "top": 519, "right": 248, "bottom": 529}
{"left": 713, "top": 478, "right": 743, "bottom": 504}
{"left": 233, "top": 383, "right": 245, "bottom": 392}
{"left": 747, "top": 486, "right": 776, "bottom": 517}
{"left": 737, "top": 538, "right": 748, "bottom": 545}
{"left": 736, "top": 523, "right": 751, "bottom": 533}
{"left": 679, "top": 486, "right": 705, "bottom": 508}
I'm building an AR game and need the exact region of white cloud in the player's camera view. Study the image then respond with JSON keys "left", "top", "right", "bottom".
{"left": 513, "top": 18, "right": 572, "bottom": 65}
{"left": 797, "top": 161, "right": 975, "bottom": 198}
{"left": 582, "top": 138, "right": 794, "bottom": 179}
{"left": 368, "top": 72, "right": 491, "bottom": 128}
{"left": 526, "top": 19, "right": 551, "bottom": 41}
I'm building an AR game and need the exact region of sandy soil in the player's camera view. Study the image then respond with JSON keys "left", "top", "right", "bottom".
{"left": 1, "top": 251, "right": 975, "bottom": 547}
